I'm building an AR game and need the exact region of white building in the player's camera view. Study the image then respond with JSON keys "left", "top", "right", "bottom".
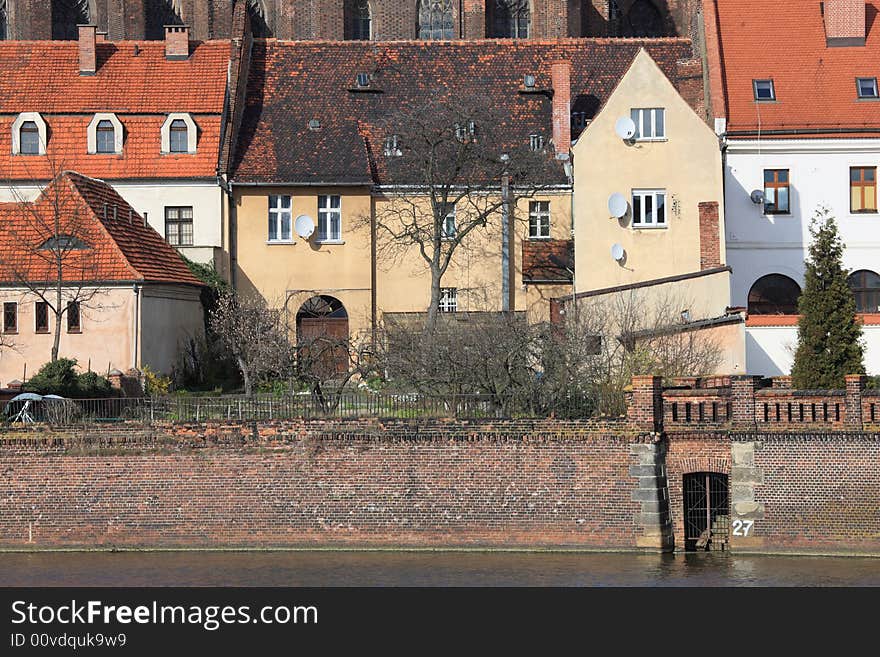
{"left": 705, "top": 0, "right": 880, "bottom": 375}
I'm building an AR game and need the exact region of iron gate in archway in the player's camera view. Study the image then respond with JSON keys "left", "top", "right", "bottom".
{"left": 683, "top": 473, "right": 729, "bottom": 552}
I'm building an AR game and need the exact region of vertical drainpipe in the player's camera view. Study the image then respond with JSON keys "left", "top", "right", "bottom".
{"left": 229, "top": 181, "right": 238, "bottom": 291}
{"left": 132, "top": 283, "right": 141, "bottom": 370}
{"left": 371, "top": 194, "right": 378, "bottom": 347}
{"left": 501, "top": 168, "right": 511, "bottom": 312}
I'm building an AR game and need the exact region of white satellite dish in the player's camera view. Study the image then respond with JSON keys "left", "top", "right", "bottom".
{"left": 294, "top": 215, "right": 315, "bottom": 239}
{"left": 611, "top": 243, "right": 625, "bottom": 262}
{"left": 615, "top": 116, "right": 637, "bottom": 141}
{"left": 750, "top": 190, "right": 765, "bottom": 204}
{"left": 608, "top": 193, "right": 629, "bottom": 218}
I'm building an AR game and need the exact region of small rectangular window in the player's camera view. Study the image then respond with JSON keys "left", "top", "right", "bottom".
{"left": 439, "top": 288, "right": 457, "bottom": 313}
{"left": 529, "top": 134, "right": 544, "bottom": 151}
{"left": 764, "top": 169, "right": 790, "bottom": 214}
{"left": 528, "top": 201, "right": 551, "bottom": 238}
{"left": 631, "top": 190, "right": 667, "bottom": 227}
{"left": 2, "top": 302, "right": 17, "bottom": 333}
{"left": 442, "top": 204, "right": 456, "bottom": 240}
{"left": 630, "top": 108, "right": 666, "bottom": 140}
{"left": 857, "top": 77, "right": 879, "bottom": 99}
{"left": 66, "top": 301, "right": 81, "bottom": 333}
{"left": 165, "top": 206, "right": 194, "bottom": 246}
{"left": 35, "top": 301, "right": 49, "bottom": 333}
{"left": 851, "top": 167, "right": 877, "bottom": 213}
{"left": 317, "top": 195, "right": 342, "bottom": 242}
{"left": 753, "top": 79, "right": 775, "bottom": 101}
{"left": 268, "top": 195, "right": 292, "bottom": 242}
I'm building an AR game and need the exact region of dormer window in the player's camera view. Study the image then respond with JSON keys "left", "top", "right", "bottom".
{"left": 87, "top": 113, "right": 123, "bottom": 155}
{"left": 160, "top": 113, "right": 197, "bottom": 155}
{"left": 529, "top": 134, "right": 544, "bottom": 151}
{"left": 96, "top": 121, "right": 115, "bottom": 153}
{"left": 857, "top": 77, "right": 878, "bottom": 99}
{"left": 384, "top": 134, "right": 401, "bottom": 157}
{"left": 11, "top": 112, "right": 48, "bottom": 155}
{"left": 753, "top": 79, "right": 775, "bottom": 101}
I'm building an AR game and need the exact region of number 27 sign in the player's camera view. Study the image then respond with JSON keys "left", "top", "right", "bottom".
{"left": 732, "top": 519, "right": 754, "bottom": 536}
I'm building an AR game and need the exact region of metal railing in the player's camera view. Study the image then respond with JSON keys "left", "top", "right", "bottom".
{"left": 2, "top": 391, "right": 606, "bottom": 425}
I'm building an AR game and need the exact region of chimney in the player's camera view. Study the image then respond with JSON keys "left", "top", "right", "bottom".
{"left": 551, "top": 60, "right": 571, "bottom": 159}
{"left": 165, "top": 25, "right": 190, "bottom": 60}
{"left": 78, "top": 24, "right": 97, "bottom": 76}
{"left": 96, "top": 31, "right": 108, "bottom": 42}
{"left": 823, "top": 0, "right": 866, "bottom": 46}
{"left": 698, "top": 201, "right": 722, "bottom": 270}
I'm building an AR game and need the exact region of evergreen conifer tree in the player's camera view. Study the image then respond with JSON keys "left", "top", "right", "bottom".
{"left": 791, "top": 207, "right": 865, "bottom": 388}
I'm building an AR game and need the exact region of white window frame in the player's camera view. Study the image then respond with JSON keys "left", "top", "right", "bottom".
{"left": 439, "top": 287, "right": 457, "bottom": 313}
{"left": 11, "top": 112, "right": 48, "bottom": 155}
{"left": 529, "top": 134, "right": 544, "bottom": 151}
{"left": 160, "top": 112, "right": 198, "bottom": 154}
{"left": 630, "top": 108, "right": 666, "bottom": 141}
{"left": 317, "top": 195, "right": 342, "bottom": 243}
{"left": 165, "top": 206, "right": 194, "bottom": 246}
{"left": 442, "top": 204, "right": 456, "bottom": 241}
{"left": 268, "top": 195, "right": 293, "bottom": 243}
{"left": 87, "top": 113, "right": 123, "bottom": 155}
{"left": 857, "top": 77, "right": 879, "bottom": 99}
{"left": 528, "top": 201, "right": 551, "bottom": 239}
{"left": 631, "top": 189, "right": 667, "bottom": 228}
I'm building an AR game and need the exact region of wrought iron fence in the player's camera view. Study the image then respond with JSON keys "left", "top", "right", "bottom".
{"left": 2, "top": 391, "right": 608, "bottom": 425}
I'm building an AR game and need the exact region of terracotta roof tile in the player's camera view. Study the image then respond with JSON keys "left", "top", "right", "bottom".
{"left": 716, "top": 0, "right": 880, "bottom": 135}
{"left": 0, "top": 171, "right": 203, "bottom": 287}
{"left": 522, "top": 239, "right": 574, "bottom": 283}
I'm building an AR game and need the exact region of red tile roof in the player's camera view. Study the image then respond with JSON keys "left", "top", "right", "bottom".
{"left": 0, "top": 40, "right": 230, "bottom": 180}
{"left": 714, "top": 0, "right": 880, "bottom": 135}
{"left": 233, "top": 39, "right": 699, "bottom": 184}
{"left": 0, "top": 171, "right": 203, "bottom": 287}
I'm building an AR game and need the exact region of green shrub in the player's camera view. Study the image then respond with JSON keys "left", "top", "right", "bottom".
{"left": 25, "top": 359, "right": 117, "bottom": 399}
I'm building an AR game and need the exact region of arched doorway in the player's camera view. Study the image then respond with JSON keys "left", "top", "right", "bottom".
{"left": 682, "top": 472, "right": 729, "bottom": 551}
{"left": 748, "top": 274, "right": 801, "bottom": 315}
{"left": 295, "top": 295, "right": 350, "bottom": 376}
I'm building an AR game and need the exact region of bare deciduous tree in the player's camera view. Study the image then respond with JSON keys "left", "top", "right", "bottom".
{"left": 208, "top": 293, "right": 293, "bottom": 397}
{"left": 362, "top": 96, "right": 553, "bottom": 328}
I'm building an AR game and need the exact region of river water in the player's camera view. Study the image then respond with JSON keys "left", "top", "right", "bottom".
{"left": 1, "top": 551, "right": 878, "bottom": 586}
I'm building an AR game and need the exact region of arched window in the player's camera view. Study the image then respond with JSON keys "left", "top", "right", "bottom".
{"left": 96, "top": 120, "right": 115, "bottom": 153}
{"left": 344, "top": 0, "right": 371, "bottom": 40}
{"left": 622, "top": 0, "right": 666, "bottom": 38}
{"left": 51, "top": 0, "right": 91, "bottom": 40}
{"left": 248, "top": 0, "right": 271, "bottom": 38}
{"left": 418, "top": 0, "right": 454, "bottom": 40}
{"left": 748, "top": 274, "right": 801, "bottom": 315}
{"left": 19, "top": 121, "right": 40, "bottom": 155}
{"left": 489, "top": 1, "right": 530, "bottom": 38}
{"left": 169, "top": 119, "right": 188, "bottom": 153}
{"left": 144, "top": 0, "right": 183, "bottom": 40}
{"left": 848, "top": 270, "right": 880, "bottom": 313}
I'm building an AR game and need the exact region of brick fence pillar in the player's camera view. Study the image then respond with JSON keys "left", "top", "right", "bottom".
{"left": 731, "top": 375, "right": 759, "bottom": 430}
{"left": 629, "top": 376, "right": 663, "bottom": 433}
{"left": 845, "top": 374, "right": 867, "bottom": 429}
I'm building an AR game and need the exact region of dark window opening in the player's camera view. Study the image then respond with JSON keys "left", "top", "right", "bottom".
{"left": 247, "top": 0, "right": 271, "bottom": 37}
{"left": 488, "top": 1, "right": 530, "bottom": 38}
{"left": 66, "top": 301, "right": 81, "bottom": 333}
{"left": 35, "top": 301, "right": 49, "bottom": 333}
{"left": 51, "top": 0, "right": 90, "bottom": 40}
{"left": 848, "top": 269, "right": 880, "bottom": 313}
{"left": 344, "top": 0, "right": 371, "bottom": 40}
{"left": 748, "top": 274, "right": 801, "bottom": 315}
{"left": 3, "top": 302, "right": 17, "bottom": 333}
{"left": 621, "top": 0, "right": 666, "bottom": 37}
{"left": 683, "top": 472, "right": 729, "bottom": 552}
{"left": 144, "top": 0, "right": 183, "bottom": 40}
